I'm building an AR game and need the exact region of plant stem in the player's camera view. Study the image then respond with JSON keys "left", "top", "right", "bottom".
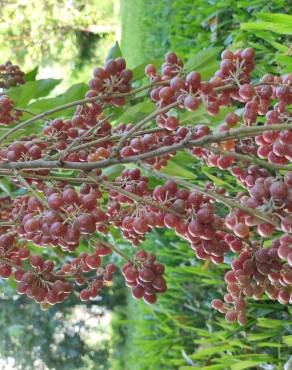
{"left": 0, "top": 123, "right": 290, "bottom": 171}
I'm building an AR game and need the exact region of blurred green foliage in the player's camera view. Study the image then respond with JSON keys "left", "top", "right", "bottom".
{"left": 0, "top": 0, "right": 118, "bottom": 87}
{"left": 120, "top": 0, "right": 291, "bottom": 75}
{"left": 0, "top": 290, "right": 109, "bottom": 369}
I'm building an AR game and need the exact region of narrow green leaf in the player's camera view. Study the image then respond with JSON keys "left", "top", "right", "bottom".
{"left": 258, "top": 13, "right": 292, "bottom": 26}
{"left": 241, "top": 20, "right": 292, "bottom": 35}
{"left": 257, "top": 317, "right": 288, "bottom": 328}
{"left": 161, "top": 160, "right": 197, "bottom": 179}
{"left": 247, "top": 331, "right": 279, "bottom": 341}
{"left": 103, "top": 165, "right": 125, "bottom": 180}
{"left": 27, "top": 82, "right": 88, "bottom": 118}
{"left": 202, "top": 169, "right": 233, "bottom": 189}
{"left": 231, "top": 360, "right": 272, "bottom": 370}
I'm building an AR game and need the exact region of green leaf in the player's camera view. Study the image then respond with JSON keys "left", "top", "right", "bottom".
{"left": 117, "top": 100, "right": 155, "bottom": 123}
{"left": 27, "top": 82, "right": 88, "bottom": 118}
{"left": 256, "top": 342, "right": 280, "bottom": 348}
{"left": 171, "top": 150, "right": 195, "bottom": 167}
{"left": 231, "top": 360, "right": 272, "bottom": 370}
{"left": 0, "top": 177, "right": 12, "bottom": 195}
{"left": 8, "top": 277, "right": 17, "bottom": 289}
{"left": 258, "top": 13, "right": 292, "bottom": 26}
{"left": 184, "top": 47, "right": 221, "bottom": 76}
{"left": 275, "top": 55, "right": 292, "bottom": 71}
{"left": 190, "top": 344, "right": 232, "bottom": 359}
{"left": 107, "top": 41, "right": 122, "bottom": 60}
{"left": 25, "top": 67, "right": 38, "bottom": 81}
{"left": 202, "top": 168, "right": 233, "bottom": 189}
{"left": 257, "top": 317, "right": 288, "bottom": 328}
{"left": 247, "top": 331, "right": 278, "bottom": 341}
{"left": 161, "top": 160, "right": 197, "bottom": 179}
{"left": 180, "top": 366, "right": 224, "bottom": 370}
{"left": 263, "top": 40, "right": 288, "bottom": 53}
{"left": 7, "top": 79, "right": 62, "bottom": 107}
{"left": 179, "top": 104, "right": 233, "bottom": 127}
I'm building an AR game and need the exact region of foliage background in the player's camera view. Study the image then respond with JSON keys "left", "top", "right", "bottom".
{"left": 0, "top": 0, "right": 292, "bottom": 369}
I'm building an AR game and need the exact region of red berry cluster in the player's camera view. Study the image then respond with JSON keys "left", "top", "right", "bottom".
{"left": 108, "top": 169, "right": 233, "bottom": 265}
{"left": 0, "top": 49, "right": 291, "bottom": 320}
{"left": 225, "top": 172, "right": 292, "bottom": 239}
{"left": 256, "top": 128, "right": 292, "bottom": 165}
{"left": 212, "top": 238, "right": 292, "bottom": 325}
{"left": 17, "top": 256, "right": 73, "bottom": 307}
{"left": 145, "top": 48, "right": 256, "bottom": 130}
{"left": 0, "top": 231, "right": 117, "bottom": 308}
{"left": 13, "top": 184, "right": 108, "bottom": 252}
{"left": 61, "top": 248, "right": 116, "bottom": 302}
{"left": 278, "top": 234, "right": 292, "bottom": 266}
{"left": 122, "top": 250, "right": 167, "bottom": 304}
{"left": 0, "top": 61, "right": 25, "bottom": 88}
{"left": 0, "top": 95, "right": 22, "bottom": 125}
{"left": 87, "top": 57, "right": 133, "bottom": 107}
{"left": 0, "top": 139, "right": 47, "bottom": 161}
{"left": 217, "top": 48, "right": 255, "bottom": 83}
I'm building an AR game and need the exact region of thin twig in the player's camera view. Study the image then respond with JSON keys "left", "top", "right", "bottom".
{"left": 112, "top": 101, "right": 180, "bottom": 156}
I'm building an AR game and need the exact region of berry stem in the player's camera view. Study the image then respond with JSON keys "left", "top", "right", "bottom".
{"left": 94, "top": 239, "right": 133, "bottom": 264}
